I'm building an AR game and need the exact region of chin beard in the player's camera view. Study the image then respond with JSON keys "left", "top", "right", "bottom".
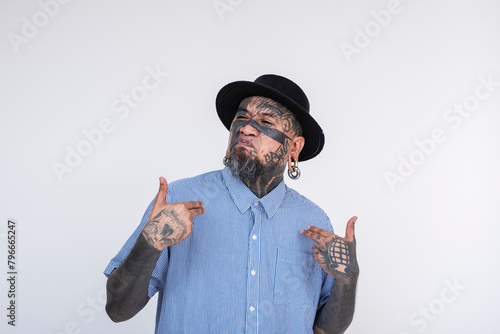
{"left": 225, "top": 148, "right": 265, "bottom": 185}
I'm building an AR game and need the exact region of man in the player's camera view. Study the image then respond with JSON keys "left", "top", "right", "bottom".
{"left": 104, "top": 74, "right": 359, "bottom": 333}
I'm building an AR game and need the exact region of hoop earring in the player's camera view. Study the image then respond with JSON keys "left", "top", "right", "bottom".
{"left": 223, "top": 156, "right": 229, "bottom": 166}
{"left": 288, "top": 158, "right": 301, "bottom": 180}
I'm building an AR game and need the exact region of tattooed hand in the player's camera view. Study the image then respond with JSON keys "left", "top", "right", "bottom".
{"left": 141, "top": 177, "right": 205, "bottom": 251}
{"left": 301, "top": 216, "right": 359, "bottom": 285}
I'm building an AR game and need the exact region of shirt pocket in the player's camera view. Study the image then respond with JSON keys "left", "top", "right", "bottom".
{"left": 273, "top": 248, "right": 319, "bottom": 309}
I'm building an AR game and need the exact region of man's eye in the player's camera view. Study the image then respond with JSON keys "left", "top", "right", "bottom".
{"left": 236, "top": 115, "right": 248, "bottom": 120}
{"left": 261, "top": 120, "right": 273, "bottom": 126}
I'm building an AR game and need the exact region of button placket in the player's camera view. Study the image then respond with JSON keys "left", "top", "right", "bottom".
{"left": 246, "top": 205, "right": 262, "bottom": 333}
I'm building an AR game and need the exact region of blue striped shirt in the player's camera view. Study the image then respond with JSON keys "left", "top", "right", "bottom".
{"left": 104, "top": 167, "right": 335, "bottom": 333}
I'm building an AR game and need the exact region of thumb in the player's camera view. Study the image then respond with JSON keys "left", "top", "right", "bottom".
{"left": 345, "top": 216, "right": 357, "bottom": 241}
{"left": 156, "top": 176, "right": 168, "bottom": 203}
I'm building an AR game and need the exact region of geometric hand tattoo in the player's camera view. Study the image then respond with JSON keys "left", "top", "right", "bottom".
{"left": 325, "top": 238, "right": 350, "bottom": 273}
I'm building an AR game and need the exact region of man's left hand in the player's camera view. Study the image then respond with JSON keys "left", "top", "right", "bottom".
{"left": 300, "top": 216, "right": 359, "bottom": 285}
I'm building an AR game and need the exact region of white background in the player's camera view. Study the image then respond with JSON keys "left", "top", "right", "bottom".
{"left": 1, "top": 0, "right": 499, "bottom": 333}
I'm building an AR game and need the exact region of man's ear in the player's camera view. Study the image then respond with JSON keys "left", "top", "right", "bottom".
{"left": 289, "top": 136, "right": 305, "bottom": 161}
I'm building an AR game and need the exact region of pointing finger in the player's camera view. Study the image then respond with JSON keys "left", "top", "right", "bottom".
{"left": 189, "top": 207, "right": 206, "bottom": 218}
{"left": 300, "top": 229, "right": 323, "bottom": 243}
{"left": 183, "top": 201, "right": 204, "bottom": 210}
{"left": 306, "top": 225, "right": 332, "bottom": 238}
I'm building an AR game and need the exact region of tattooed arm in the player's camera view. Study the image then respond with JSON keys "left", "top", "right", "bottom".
{"left": 301, "top": 217, "right": 359, "bottom": 334}
{"left": 105, "top": 177, "right": 205, "bottom": 322}
{"left": 105, "top": 233, "right": 162, "bottom": 322}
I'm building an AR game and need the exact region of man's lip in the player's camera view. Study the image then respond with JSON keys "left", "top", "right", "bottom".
{"left": 236, "top": 138, "right": 254, "bottom": 148}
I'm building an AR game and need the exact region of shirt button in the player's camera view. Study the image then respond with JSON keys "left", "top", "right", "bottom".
{"left": 252, "top": 234, "right": 257, "bottom": 240}
{"left": 251, "top": 270, "right": 256, "bottom": 276}
{"left": 254, "top": 202, "right": 259, "bottom": 206}
{"left": 249, "top": 306, "right": 255, "bottom": 312}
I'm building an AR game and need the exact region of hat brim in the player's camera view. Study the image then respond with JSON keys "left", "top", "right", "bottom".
{"left": 216, "top": 80, "right": 324, "bottom": 162}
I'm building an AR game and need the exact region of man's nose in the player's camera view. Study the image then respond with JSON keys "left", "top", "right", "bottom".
{"left": 239, "top": 122, "right": 258, "bottom": 136}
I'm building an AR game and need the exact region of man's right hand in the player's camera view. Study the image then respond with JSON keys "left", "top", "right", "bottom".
{"left": 141, "top": 177, "right": 205, "bottom": 250}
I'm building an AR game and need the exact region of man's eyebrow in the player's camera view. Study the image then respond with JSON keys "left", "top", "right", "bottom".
{"left": 235, "top": 107, "right": 280, "bottom": 120}
{"left": 259, "top": 111, "right": 278, "bottom": 119}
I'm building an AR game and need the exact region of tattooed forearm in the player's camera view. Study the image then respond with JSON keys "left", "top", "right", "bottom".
{"left": 314, "top": 278, "right": 357, "bottom": 334}
{"left": 106, "top": 233, "right": 162, "bottom": 322}
{"left": 105, "top": 177, "right": 204, "bottom": 322}
{"left": 301, "top": 220, "right": 359, "bottom": 334}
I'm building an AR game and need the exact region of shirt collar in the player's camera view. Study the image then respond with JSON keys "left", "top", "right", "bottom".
{"left": 222, "top": 166, "right": 286, "bottom": 219}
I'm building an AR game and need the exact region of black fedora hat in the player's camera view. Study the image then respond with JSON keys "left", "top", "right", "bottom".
{"left": 215, "top": 74, "right": 324, "bottom": 162}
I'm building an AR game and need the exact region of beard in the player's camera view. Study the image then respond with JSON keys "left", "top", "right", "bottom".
{"left": 226, "top": 146, "right": 286, "bottom": 185}
{"left": 225, "top": 148, "right": 265, "bottom": 185}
